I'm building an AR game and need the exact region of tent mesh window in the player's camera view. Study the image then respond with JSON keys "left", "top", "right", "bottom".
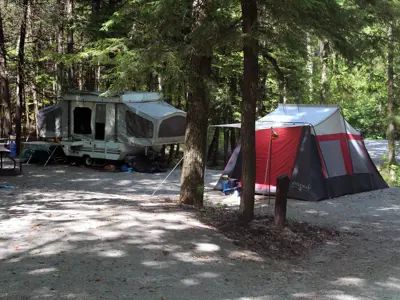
{"left": 158, "top": 116, "right": 186, "bottom": 138}
{"left": 126, "top": 110, "right": 154, "bottom": 138}
{"left": 44, "top": 106, "right": 62, "bottom": 134}
{"left": 73, "top": 107, "right": 92, "bottom": 134}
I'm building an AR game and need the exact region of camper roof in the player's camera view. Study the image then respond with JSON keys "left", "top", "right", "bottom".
{"left": 62, "top": 91, "right": 163, "bottom": 103}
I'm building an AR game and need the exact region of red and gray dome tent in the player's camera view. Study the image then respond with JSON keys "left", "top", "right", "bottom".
{"left": 214, "top": 104, "right": 388, "bottom": 201}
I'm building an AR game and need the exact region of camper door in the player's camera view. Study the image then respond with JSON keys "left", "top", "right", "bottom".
{"left": 71, "top": 102, "right": 95, "bottom": 139}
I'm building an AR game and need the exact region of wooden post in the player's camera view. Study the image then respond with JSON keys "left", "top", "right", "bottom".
{"left": 274, "top": 174, "right": 290, "bottom": 229}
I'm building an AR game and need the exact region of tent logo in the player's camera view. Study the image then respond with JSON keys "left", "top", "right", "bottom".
{"left": 291, "top": 181, "right": 311, "bottom": 192}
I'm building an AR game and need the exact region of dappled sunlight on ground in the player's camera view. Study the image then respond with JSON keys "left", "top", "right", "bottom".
{"left": 1, "top": 164, "right": 400, "bottom": 299}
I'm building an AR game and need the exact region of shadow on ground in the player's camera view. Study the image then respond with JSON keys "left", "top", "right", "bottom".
{"left": 1, "top": 165, "right": 400, "bottom": 299}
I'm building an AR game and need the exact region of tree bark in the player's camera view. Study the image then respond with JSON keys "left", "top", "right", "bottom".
{"left": 180, "top": 54, "right": 211, "bottom": 208}
{"left": 56, "top": 21, "right": 64, "bottom": 97}
{"left": 66, "top": 0, "right": 75, "bottom": 89}
{"left": 387, "top": 22, "right": 396, "bottom": 165}
{"left": 207, "top": 126, "right": 220, "bottom": 165}
{"left": 167, "top": 144, "right": 175, "bottom": 164}
{"left": 239, "top": 0, "right": 258, "bottom": 223}
{"left": 25, "top": 1, "right": 33, "bottom": 132}
{"left": 16, "top": 0, "right": 29, "bottom": 154}
{"left": 92, "top": 0, "right": 100, "bottom": 14}
{"left": 258, "top": 69, "right": 267, "bottom": 117}
{"left": 320, "top": 40, "right": 329, "bottom": 104}
{"left": 0, "top": 6, "right": 11, "bottom": 136}
{"left": 33, "top": 22, "right": 43, "bottom": 138}
{"left": 263, "top": 52, "right": 286, "bottom": 104}
{"left": 223, "top": 127, "right": 229, "bottom": 164}
{"left": 306, "top": 33, "right": 313, "bottom": 102}
{"left": 230, "top": 128, "right": 236, "bottom": 152}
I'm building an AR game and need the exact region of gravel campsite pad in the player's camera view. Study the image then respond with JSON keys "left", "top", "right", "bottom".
{"left": 1, "top": 164, "right": 400, "bottom": 299}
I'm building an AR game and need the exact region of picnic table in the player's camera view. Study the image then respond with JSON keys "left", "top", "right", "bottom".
{"left": 22, "top": 141, "right": 65, "bottom": 166}
{"left": 0, "top": 145, "right": 23, "bottom": 174}
{"left": 0, "top": 145, "right": 10, "bottom": 170}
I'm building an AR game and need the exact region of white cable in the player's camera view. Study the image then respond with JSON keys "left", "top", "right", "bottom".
{"left": 151, "top": 157, "right": 184, "bottom": 196}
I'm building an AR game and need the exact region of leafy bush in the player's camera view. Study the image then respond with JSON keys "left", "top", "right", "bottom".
{"left": 378, "top": 161, "right": 400, "bottom": 187}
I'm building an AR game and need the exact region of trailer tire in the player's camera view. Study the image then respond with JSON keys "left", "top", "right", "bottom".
{"left": 83, "top": 155, "right": 93, "bottom": 167}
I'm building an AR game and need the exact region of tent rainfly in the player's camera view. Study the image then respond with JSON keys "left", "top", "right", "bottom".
{"left": 214, "top": 104, "right": 388, "bottom": 201}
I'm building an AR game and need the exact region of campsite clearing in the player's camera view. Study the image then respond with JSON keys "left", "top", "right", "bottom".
{"left": 1, "top": 163, "right": 400, "bottom": 300}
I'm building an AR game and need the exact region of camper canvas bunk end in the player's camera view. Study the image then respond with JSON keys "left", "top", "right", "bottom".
{"left": 37, "top": 91, "right": 187, "bottom": 165}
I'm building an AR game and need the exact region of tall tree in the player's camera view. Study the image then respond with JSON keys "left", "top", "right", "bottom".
{"left": 0, "top": 4, "right": 11, "bottom": 136}
{"left": 180, "top": 0, "right": 212, "bottom": 208}
{"left": 15, "top": 0, "right": 29, "bottom": 154}
{"left": 320, "top": 40, "right": 329, "bottom": 104}
{"left": 306, "top": 33, "right": 313, "bottom": 102}
{"left": 66, "top": 0, "right": 75, "bottom": 89}
{"left": 387, "top": 20, "right": 396, "bottom": 165}
{"left": 239, "top": 0, "right": 258, "bottom": 222}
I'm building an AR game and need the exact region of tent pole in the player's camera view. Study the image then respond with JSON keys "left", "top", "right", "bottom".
{"left": 268, "top": 127, "right": 273, "bottom": 205}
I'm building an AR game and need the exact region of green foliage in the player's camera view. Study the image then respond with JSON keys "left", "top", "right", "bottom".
{"left": 379, "top": 162, "right": 400, "bottom": 187}
{"left": 1, "top": 0, "right": 399, "bottom": 148}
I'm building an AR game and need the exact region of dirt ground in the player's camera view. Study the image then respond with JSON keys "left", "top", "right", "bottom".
{"left": 1, "top": 163, "right": 400, "bottom": 300}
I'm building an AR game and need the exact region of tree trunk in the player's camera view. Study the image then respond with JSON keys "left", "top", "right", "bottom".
{"left": 16, "top": 0, "right": 29, "bottom": 154}
{"left": 25, "top": 1, "right": 33, "bottom": 133}
{"left": 33, "top": 22, "right": 43, "bottom": 138}
{"left": 33, "top": 78, "right": 39, "bottom": 137}
{"left": 180, "top": 53, "right": 211, "bottom": 208}
{"left": 263, "top": 53, "right": 285, "bottom": 104}
{"left": 0, "top": 6, "right": 11, "bottom": 136}
{"left": 223, "top": 127, "right": 229, "bottom": 164}
{"left": 167, "top": 144, "right": 175, "bottom": 165}
{"left": 92, "top": 0, "right": 100, "bottom": 14}
{"left": 306, "top": 33, "right": 313, "bottom": 102}
{"left": 56, "top": 23, "right": 64, "bottom": 97}
{"left": 207, "top": 126, "right": 220, "bottom": 165}
{"left": 320, "top": 40, "right": 329, "bottom": 104}
{"left": 66, "top": 0, "right": 75, "bottom": 89}
{"left": 258, "top": 70, "right": 267, "bottom": 117}
{"left": 387, "top": 22, "right": 396, "bottom": 165}
{"left": 25, "top": 89, "right": 30, "bottom": 133}
{"left": 230, "top": 128, "right": 236, "bottom": 152}
{"left": 239, "top": 0, "right": 258, "bottom": 223}
{"left": 83, "top": 0, "right": 101, "bottom": 91}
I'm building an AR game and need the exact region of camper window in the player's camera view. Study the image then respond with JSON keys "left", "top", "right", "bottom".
{"left": 74, "top": 107, "right": 92, "bottom": 134}
{"left": 126, "top": 111, "right": 154, "bottom": 138}
{"left": 158, "top": 116, "right": 186, "bottom": 138}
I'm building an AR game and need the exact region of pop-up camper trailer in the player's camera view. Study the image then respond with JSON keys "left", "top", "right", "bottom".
{"left": 37, "top": 91, "right": 186, "bottom": 165}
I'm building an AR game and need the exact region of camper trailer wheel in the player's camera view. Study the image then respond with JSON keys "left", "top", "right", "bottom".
{"left": 83, "top": 155, "right": 93, "bottom": 167}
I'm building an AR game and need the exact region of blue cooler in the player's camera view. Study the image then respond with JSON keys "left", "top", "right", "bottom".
{"left": 9, "top": 141, "right": 17, "bottom": 157}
